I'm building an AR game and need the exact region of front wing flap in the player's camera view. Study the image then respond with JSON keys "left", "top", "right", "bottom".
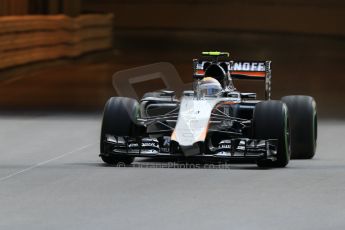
{"left": 101, "top": 135, "right": 278, "bottom": 162}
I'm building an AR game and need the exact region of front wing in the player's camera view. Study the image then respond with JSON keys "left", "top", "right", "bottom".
{"left": 101, "top": 136, "right": 278, "bottom": 163}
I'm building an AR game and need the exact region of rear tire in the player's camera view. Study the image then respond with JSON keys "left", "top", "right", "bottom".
{"left": 100, "top": 97, "right": 142, "bottom": 165}
{"left": 282, "top": 95, "right": 317, "bottom": 159}
{"left": 253, "top": 101, "right": 290, "bottom": 168}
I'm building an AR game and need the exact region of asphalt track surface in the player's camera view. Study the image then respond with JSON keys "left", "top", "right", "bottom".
{"left": 0, "top": 113, "right": 345, "bottom": 230}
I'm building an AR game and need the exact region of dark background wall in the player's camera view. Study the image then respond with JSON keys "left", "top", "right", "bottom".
{"left": 81, "top": 0, "right": 345, "bottom": 117}
{"left": 82, "top": 0, "right": 345, "bottom": 36}
{"left": 0, "top": 0, "right": 81, "bottom": 16}
{"left": 1, "top": 0, "right": 345, "bottom": 118}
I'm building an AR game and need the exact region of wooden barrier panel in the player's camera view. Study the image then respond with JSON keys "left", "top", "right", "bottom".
{"left": 0, "top": 14, "right": 113, "bottom": 69}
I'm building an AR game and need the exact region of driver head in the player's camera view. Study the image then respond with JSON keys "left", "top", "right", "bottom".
{"left": 199, "top": 77, "right": 222, "bottom": 97}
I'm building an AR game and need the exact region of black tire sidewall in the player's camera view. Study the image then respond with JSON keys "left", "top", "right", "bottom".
{"left": 100, "top": 97, "right": 140, "bottom": 154}
{"left": 282, "top": 95, "right": 317, "bottom": 159}
{"left": 253, "top": 100, "right": 290, "bottom": 167}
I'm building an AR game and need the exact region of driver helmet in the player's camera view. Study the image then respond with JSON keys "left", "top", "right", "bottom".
{"left": 199, "top": 77, "right": 222, "bottom": 96}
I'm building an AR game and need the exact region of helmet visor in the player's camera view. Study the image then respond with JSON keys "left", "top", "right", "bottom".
{"left": 200, "top": 83, "right": 222, "bottom": 96}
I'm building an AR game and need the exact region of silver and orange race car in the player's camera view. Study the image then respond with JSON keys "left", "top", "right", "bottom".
{"left": 100, "top": 52, "right": 317, "bottom": 168}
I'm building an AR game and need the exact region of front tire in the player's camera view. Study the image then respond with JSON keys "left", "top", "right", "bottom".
{"left": 253, "top": 101, "right": 290, "bottom": 168}
{"left": 100, "top": 97, "right": 142, "bottom": 165}
{"left": 282, "top": 95, "right": 317, "bottom": 159}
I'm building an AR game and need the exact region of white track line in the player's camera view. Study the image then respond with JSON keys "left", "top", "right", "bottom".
{"left": 0, "top": 142, "right": 97, "bottom": 182}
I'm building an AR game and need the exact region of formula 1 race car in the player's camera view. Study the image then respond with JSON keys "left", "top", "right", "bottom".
{"left": 100, "top": 52, "right": 317, "bottom": 168}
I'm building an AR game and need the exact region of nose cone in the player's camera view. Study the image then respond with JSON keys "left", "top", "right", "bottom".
{"left": 171, "top": 97, "right": 220, "bottom": 155}
{"left": 179, "top": 142, "right": 203, "bottom": 156}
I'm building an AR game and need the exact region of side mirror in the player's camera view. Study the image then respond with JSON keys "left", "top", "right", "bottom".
{"left": 241, "top": 93, "right": 256, "bottom": 99}
{"left": 226, "top": 92, "right": 240, "bottom": 98}
{"left": 160, "top": 90, "right": 175, "bottom": 97}
{"left": 183, "top": 90, "right": 194, "bottom": 96}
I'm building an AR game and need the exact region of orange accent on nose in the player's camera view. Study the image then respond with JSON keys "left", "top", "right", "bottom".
{"left": 171, "top": 130, "right": 176, "bottom": 141}
{"left": 198, "top": 127, "right": 208, "bottom": 141}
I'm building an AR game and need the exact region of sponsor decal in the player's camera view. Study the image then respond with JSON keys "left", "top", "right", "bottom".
{"left": 142, "top": 142, "right": 159, "bottom": 147}
{"left": 231, "top": 62, "right": 266, "bottom": 72}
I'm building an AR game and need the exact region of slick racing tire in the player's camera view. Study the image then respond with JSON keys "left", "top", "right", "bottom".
{"left": 100, "top": 97, "right": 142, "bottom": 165}
{"left": 253, "top": 101, "right": 290, "bottom": 168}
{"left": 282, "top": 95, "right": 317, "bottom": 159}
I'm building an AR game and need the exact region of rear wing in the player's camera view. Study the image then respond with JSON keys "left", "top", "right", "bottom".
{"left": 193, "top": 59, "right": 272, "bottom": 100}
{"left": 230, "top": 61, "right": 272, "bottom": 100}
